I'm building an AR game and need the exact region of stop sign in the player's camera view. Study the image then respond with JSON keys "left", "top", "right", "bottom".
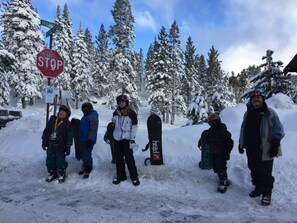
{"left": 36, "top": 49, "right": 64, "bottom": 78}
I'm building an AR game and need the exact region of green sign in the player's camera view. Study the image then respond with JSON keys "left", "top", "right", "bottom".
{"left": 41, "top": 19, "right": 63, "bottom": 37}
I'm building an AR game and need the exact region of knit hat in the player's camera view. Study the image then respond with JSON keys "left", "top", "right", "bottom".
{"left": 116, "top": 94, "right": 129, "bottom": 105}
{"left": 249, "top": 89, "right": 265, "bottom": 99}
{"left": 81, "top": 102, "right": 93, "bottom": 110}
{"left": 59, "top": 105, "right": 71, "bottom": 117}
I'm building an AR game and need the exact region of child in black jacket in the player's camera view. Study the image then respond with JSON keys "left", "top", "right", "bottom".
{"left": 198, "top": 114, "right": 234, "bottom": 193}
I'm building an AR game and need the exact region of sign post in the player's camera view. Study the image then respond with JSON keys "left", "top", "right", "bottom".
{"left": 39, "top": 19, "right": 63, "bottom": 124}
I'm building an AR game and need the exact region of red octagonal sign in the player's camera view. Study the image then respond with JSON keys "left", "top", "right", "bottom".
{"left": 36, "top": 49, "right": 64, "bottom": 78}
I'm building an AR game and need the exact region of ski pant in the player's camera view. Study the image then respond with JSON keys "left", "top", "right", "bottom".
{"left": 246, "top": 147, "right": 274, "bottom": 195}
{"left": 212, "top": 154, "right": 228, "bottom": 182}
{"left": 114, "top": 139, "right": 138, "bottom": 180}
{"left": 80, "top": 141, "right": 94, "bottom": 167}
{"left": 46, "top": 145, "right": 68, "bottom": 173}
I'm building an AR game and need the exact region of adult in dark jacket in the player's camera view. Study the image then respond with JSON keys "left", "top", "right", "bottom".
{"left": 198, "top": 114, "right": 234, "bottom": 193}
{"left": 42, "top": 105, "right": 73, "bottom": 183}
{"left": 78, "top": 102, "right": 99, "bottom": 178}
{"left": 112, "top": 95, "right": 140, "bottom": 186}
{"left": 239, "top": 89, "right": 284, "bottom": 206}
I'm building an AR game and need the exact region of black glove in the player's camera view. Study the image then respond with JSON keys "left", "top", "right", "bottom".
{"left": 198, "top": 140, "right": 201, "bottom": 150}
{"left": 103, "top": 132, "right": 110, "bottom": 144}
{"left": 225, "top": 153, "right": 230, "bottom": 161}
{"left": 65, "top": 147, "right": 70, "bottom": 156}
{"left": 268, "top": 138, "right": 280, "bottom": 158}
{"left": 238, "top": 144, "right": 244, "bottom": 154}
{"left": 42, "top": 145, "right": 48, "bottom": 151}
{"left": 87, "top": 139, "right": 94, "bottom": 147}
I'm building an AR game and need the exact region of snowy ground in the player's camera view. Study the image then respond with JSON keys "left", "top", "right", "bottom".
{"left": 0, "top": 94, "right": 297, "bottom": 223}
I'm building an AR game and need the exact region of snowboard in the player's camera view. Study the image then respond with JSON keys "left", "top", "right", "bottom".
{"left": 104, "top": 122, "right": 116, "bottom": 164}
{"left": 71, "top": 118, "right": 81, "bottom": 160}
{"left": 198, "top": 130, "right": 213, "bottom": 170}
{"left": 142, "top": 114, "right": 163, "bottom": 166}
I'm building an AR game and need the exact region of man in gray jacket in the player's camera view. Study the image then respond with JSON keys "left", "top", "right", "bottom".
{"left": 239, "top": 89, "right": 285, "bottom": 206}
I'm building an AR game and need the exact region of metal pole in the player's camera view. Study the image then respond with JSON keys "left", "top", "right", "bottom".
{"left": 45, "top": 34, "right": 53, "bottom": 124}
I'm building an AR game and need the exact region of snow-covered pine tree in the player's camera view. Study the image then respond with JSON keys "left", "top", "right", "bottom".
{"left": 135, "top": 48, "right": 145, "bottom": 92}
{"left": 0, "top": 42, "right": 15, "bottom": 106}
{"left": 186, "top": 89, "right": 209, "bottom": 125}
{"left": 70, "top": 23, "right": 93, "bottom": 109}
{"left": 168, "top": 20, "right": 186, "bottom": 124}
{"left": 93, "top": 24, "right": 110, "bottom": 97}
{"left": 205, "top": 46, "right": 235, "bottom": 113}
{"left": 52, "top": 4, "right": 73, "bottom": 91}
{"left": 146, "top": 27, "right": 171, "bottom": 121}
{"left": 229, "top": 65, "right": 260, "bottom": 102}
{"left": 108, "top": 0, "right": 140, "bottom": 111}
{"left": 1, "top": 0, "right": 44, "bottom": 108}
{"left": 244, "top": 49, "right": 294, "bottom": 99}
{"left": 181, "top": 36, "right": 199, "bottom": 104}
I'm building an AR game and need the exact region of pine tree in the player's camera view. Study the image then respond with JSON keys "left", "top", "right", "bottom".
{"left": 146, "top": 27, "right": 171, "bottom": 121}
{"left": 205, "top": 46, "right": 235, "bottom": 113}
{"left": 168, "top": 20, "right": 185, "bottom": 124}
{"left": 93, "top": 24, "right": 110, "bottom": 97}
{"left": 0, "top": 42, "right": 16, "bottom": 106}
{"left": 1, "top": 0, "right": 44, "bottom": 108}
{"left": 187, "top": 90, "right": 209, "bottom": 125}
{"left": 244, "top": 49, "right": 294, "bottom": 99}
{"left": 52, "top": 3, "right": 74, "bottom": 91}
{"left": 181, "top": 36, "right": 199, "bottom": 104}
{"left": 108, "top": 0, "right": 139, "bottom": 111}
{"left": 71, "top": 23, "right": 93, "bottom": 108}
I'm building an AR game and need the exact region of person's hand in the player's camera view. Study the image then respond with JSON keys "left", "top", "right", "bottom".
{"left": 198, "top": 140, "right": 201, "bottom": 150}
{"left": 103, "top": 132, "right": 110, "bottom": 144}
{"left": 87, "top": 139, "right": 94, "bottom": 147}
{"left": 130, "top": 140, "right": 138, "bottom": 151}
{"left": 238, "top": 144, "right": 244, "bottom": 154}
{"left": 225, "top": 153, "right": 230, "bottom": 160}
{"left": 42, "top": 145, "right": 48, "bottom": 151}
{"left": 268, "top": 138, "right": 280, "bottom": 158}
{"left": 65, "top": 147, "right": 71, "bottom": 156}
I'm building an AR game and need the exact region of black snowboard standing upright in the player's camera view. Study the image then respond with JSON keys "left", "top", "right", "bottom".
{"left": 71, "top": 118, "right": 81, "bottom": 160}
{"left": 104, "top": 122, "right": 116, "bottom": 164}
{"left": 142, "top": 114, "right": 163, "bottom": 165}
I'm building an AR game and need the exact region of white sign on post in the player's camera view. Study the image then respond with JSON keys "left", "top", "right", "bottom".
{"left": 45, "top": 86, "right": 55, "bottom": 103}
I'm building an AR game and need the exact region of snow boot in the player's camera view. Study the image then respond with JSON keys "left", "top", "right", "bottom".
{"left": 261, "top": 194, "right": 271, "bottom": 206}
{"left": 132, "top": 178, "right": 140, "bottom": 186}
{"left": 83, "top": 165, "right": 93, "bottom": 179}
{"left": 217, "top": 179, "right": 230, "bottom": 193}
{"left": 45, "top": 170, "right": 58, "bottom": 182}
{"left": 58, "top": 170, "right": 66, "bottom": 183}
{"left": 78, "top": 165, "right": 85, "bottom": 175}
{"left": 112, "top": 176, "right": 127, "bottom": 185}
{"left": 249, "top": 187, "right": 262, "bottom": 198}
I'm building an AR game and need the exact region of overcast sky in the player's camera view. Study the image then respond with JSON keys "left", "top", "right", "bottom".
{"left": 31, "top": 0, "right": 297, "bottom": 74}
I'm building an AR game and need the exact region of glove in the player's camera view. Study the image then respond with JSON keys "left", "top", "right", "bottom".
{"left": 225, "top": 153, "right": 230, "bottom": 161}
{"left": 103, "top": 132, "right": 110, "bottom": 144}
{"left": 238, "top": 144, "right": 244, "bottom": 154}
{"left": 129, "top": 140, "right": 138, "bottom": 151}
{"left": 42, "top": 146, "right": 48, "bottom": 151}
{"left": 65, "top": 147, "right": 71, "bottom": 156}
{"left": 198, "top": 140, "right": 201, "bottom": 150}
{"left": 268, "top": 138, "right": 280, "bottom": 158}
{"left": 87, "top": 139, "right": 94, "bottom": 147}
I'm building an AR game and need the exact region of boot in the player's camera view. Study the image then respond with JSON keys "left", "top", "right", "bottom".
{"left": 112, "top": 176, "right": 127, "bottom": 185}
{"left": 83, "top": 165, "right": 93, "bottom": 179}
{"left": 249, "top": 187, "right": 262, "bottom": 198}
{"left": 45, "top": 170, "right": 57, "bottom": 182}
{"left": 58, "top": 170, "right": 66, "bottom": 183}
{"left": 78, "top": 165, "right": 85, "bottom": 175}
{"left": 261, "top": 194, "right": 271, "bottom": 206}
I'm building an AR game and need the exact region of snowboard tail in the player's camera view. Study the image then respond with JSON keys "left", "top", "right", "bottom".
{"left": 199, "top": 143, "right": 212, "bottom": 170}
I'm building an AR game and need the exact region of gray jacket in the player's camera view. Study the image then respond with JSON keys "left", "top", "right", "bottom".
{"left": 239, "top": 107, "right": 285, "bottom": 160}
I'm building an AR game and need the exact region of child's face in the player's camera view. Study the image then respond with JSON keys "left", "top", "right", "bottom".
{"left": 58, "top": 110, "right": 68, "bottom": 119}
